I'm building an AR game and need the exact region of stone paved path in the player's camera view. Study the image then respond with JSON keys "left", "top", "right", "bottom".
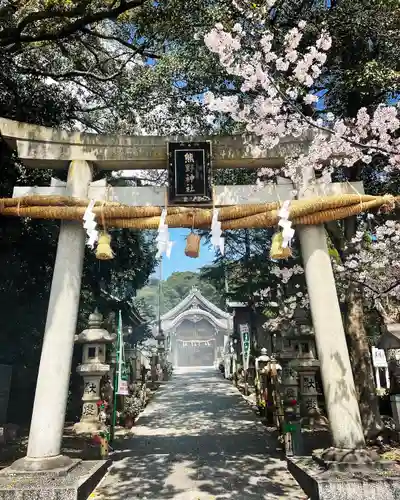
{"left": 91, "top": 367, "right": 306, "bottom": 500}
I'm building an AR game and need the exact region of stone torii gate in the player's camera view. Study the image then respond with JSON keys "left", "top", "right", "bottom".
{"left": 0, "top": 118, "right": 366, "bottom": 473}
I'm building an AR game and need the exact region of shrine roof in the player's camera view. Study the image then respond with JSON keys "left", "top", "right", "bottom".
{"left": 98, "top": 289, "right": 144, "bottom": 327}
{"left": 161, "top": 287, "right": 232, "bottom": 322}
{"left": 377, "top": 328, "right": 400, "bottom": 350}
{"left": 163, "top": 307, "right": 231, "bottom": 332}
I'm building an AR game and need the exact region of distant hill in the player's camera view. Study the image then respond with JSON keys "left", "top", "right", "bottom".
{"left": 136, "top": 271, "right": 224, "bottom": 320}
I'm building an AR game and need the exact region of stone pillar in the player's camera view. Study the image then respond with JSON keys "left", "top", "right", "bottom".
{"left": 74, "top": 310, "right": 115, "bottom": 435}
{"left": 281, "top": 366, "right": 300, "bottom": 417}
{"left": 298, "top": 368, "right": 320, "bottom": 415}
{"left": 151, "top": 355, "right": 158, "bottom": 382}
{"left": 9, "top": 160, "right": 92, "bottom": 473}
{"left": 385, "top": 341, "right": 400, "bottom": 431}
{"left": 173, "top": 337, "right": 179, "bottom": 368}
{"left": 298, "top": 225, "right": 365, "bottom": 451}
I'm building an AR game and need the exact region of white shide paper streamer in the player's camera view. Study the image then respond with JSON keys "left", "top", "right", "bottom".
{"left": 156, "top": 209, "right": 174, "bottom": 258}
{"left": 210, "top": 208, "right": 225, "bottom": 255}
{"left": 277, "top": 200, "right": 295, "bottom": 248}
{"left": 83, "top": 199, "right": 98, "bottom": 249}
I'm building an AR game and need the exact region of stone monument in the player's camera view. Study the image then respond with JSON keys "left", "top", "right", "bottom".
{"left": 281, "top": 366, "right": 300, "bottom": 415}
{"left": 378, "top": 322, "right": 400, "bottom": 437}
{"left": 74, "top": 310, "right": 115, "bottom": 435}
{"left": 288, "top": 330, "right": 326, "bottom": 425}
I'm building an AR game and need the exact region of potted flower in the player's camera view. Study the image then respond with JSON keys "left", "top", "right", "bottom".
{"left": 96, "top": 400, "right": 109, "bottom": 412}
{"left": 122, "top": 396, "right": 142, "bottom": 428}
{"left": 96, "top": 400, "right": 109, "bottom": 425}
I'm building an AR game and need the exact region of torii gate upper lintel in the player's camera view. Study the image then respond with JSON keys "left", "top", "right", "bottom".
{"left": 1, "top": 118, "right": 367, "bottom": 473}
{"left": 0, "top": 117, "right": 310, "bottom": 171}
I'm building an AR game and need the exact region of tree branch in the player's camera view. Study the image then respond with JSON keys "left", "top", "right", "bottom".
{"left": 77, "top": 103, "right": 112, "bottom": 113}
{"left": 81, "top": 27, "right": 162, "bottom": 60}
{"left": 382, "top": 280, "right": 400, "bottom": 295}
{"left": 13, "top": 52, "right": 137, "bottom": 81}
{"left": 71, "top": 114, "right": 104, "bottom": 134}
{"left": 0, "top": 1, "right": 145, "bottom": 49}
{"left": 69, "top": 79, "right": 116, "bottom": 108}
{"left": 267, "top": 73, "right": 399, "bottom": 157}
{"left": 15, "top": 2, "right": 91, "bottom": 35}
{"left": 350, "top": 278, "right": 400, "bottom": 297}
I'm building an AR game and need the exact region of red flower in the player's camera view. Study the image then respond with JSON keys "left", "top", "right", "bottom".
{"left": 92, "top": 434, "right": 101, "bottom": 444}
{"left": 96, "top": 400, "right": 108, "bottom": 409}
{"left": 289, "top": 399, "right": 297, "bottom": 406}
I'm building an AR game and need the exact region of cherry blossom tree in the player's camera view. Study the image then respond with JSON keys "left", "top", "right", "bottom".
{"left": 201, "top": 4, "right": 399, "bottom": 437}
{"left": 333, "top": 218, "right": 400, "bottom": 323}
{"left": 203, "top": 20, "right": 399, "bottom": 184}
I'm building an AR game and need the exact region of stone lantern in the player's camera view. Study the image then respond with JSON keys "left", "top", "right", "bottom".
{"left": 279, "top": 331, "right": 300, "bottom": 418}
{"left": 154, "top": 331, "right": 165, "bottom": 381}
{"left": 378, "top": 323, "right": 400, "bottom": 432}
{"left": 156, "top": 330, "right": 166, "bottom": 354}
{"left": 126, "top": 346, "right": 137, "bottom": 382}
{"left": 255, "top": 348, "right": 270, "bottom": 371}
{"left": 74, "top": 310, "right": 115, "bottom": 434}
{"left": 254, "top": 348, "right": 271, "bottom": 415}
{"left": 289, "top": 327, "right": 327, "bottom": 425}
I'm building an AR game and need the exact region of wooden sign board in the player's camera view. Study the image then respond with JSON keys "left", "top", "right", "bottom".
{"left": 239, "top": 325, "right": 251, "bottom": 371}
{"left": 371, "top": 347, "right": 388, "bottom": 368}
{"left": 167, "top": 141, "right": 212, "bottom": 205}
{"left": 239, "top": 324, "right": 250, "bottom": 335}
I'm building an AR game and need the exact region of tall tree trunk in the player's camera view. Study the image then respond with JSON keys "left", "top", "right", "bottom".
{"left": 327, "top": 208, "right": 384, "bottom": 439}
{"left": 345, "top": 283, "right": 383, "bottom": 439}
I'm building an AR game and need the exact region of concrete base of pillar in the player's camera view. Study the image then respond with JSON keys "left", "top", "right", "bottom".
{"left": 318, "top": 447, "right": 380, "bottom": 469}
{"left": 300, "top": 409, "right": 329, "bottom": 429}
{"left": 73, "top": 421, "right": 106, "bottom": 435}
{"left": 288, "top": 456, "right": 400, "bottom": 500}
{"left": 0, "top": 460, "right": 109, "bottom": 500}
{"left": 4, "top": 454, "right": 78, "bottom": 475}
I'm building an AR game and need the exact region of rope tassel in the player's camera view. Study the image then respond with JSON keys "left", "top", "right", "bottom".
{"left": 96, "top": 231, "right": 114, "bottom": 260}
{"left": 185, "top": 232, "right": 201, "bottom": 258}
{"left": 270, "top": 232, "right": 292, "bottom": 260}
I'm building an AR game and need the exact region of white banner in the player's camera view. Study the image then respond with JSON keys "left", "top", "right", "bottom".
{"left": 240, "top": 326, "right": 251, "bottom": 371}
{"left": 117, "top": 379, "right": 129, "bottom": 396}
{"left": 116, "top": 310, "right": 129, "bottom": 395}
{"left": 371, "top": 347, "right": 388, "bottom": 368}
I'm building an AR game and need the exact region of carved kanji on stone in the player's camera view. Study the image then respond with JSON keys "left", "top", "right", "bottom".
{"left": 85, "top": 382, "right": 97, "bottom": 394}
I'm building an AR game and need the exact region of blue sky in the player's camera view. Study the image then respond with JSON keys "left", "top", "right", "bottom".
{"left": 153, "top": 228, "right": 215, "bottom": 278}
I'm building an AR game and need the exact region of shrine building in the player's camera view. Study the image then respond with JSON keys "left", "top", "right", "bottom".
{"left": 156, "top": 288, "right": 233, "bottom": 368}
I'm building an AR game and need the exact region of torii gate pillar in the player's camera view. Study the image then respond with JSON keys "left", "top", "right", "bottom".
{"left": 293, "top": 171, "right": 367, "bottom": 460}
{"left": 9, "top": 160, "right": 93, "bottom": 473}
{"left": 298, "top": 225, "right": 366, "bottom": 453}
